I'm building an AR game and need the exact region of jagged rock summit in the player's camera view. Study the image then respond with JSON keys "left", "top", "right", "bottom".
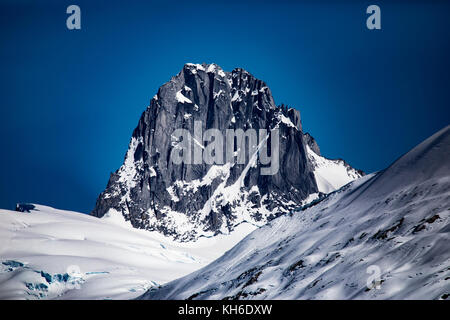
{"left": 92, "top": 63, "right": 362, "bottom": 241}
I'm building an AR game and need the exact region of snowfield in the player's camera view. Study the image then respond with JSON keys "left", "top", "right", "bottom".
{"left": 1, "top": 125, "right": 449, "bottom": 300}
{"left": 0, "top": 206, "right": 256, "bottom": 300}
{"left": 140, "top": 126, "right": 450, "bottom": 300}
{"left": 0, "top": 132, "right": 361, "bottom": 300}
{"left": 307, "top": 145, "right": 362, "bottom": 194}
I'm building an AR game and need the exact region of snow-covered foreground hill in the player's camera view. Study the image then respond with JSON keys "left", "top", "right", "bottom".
{"left": 0, "top": 206, "right": 256, "bottom": 300}
{"left": 0, "top": 134, "right": 360, "bottom": 301}
{"left": 141, "top": 126, "right": 450, "bottom": 300}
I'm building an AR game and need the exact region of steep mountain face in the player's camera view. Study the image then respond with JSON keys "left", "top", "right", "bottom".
{"left": 92, "top": 63, "right": 362, "bottom": 241}
{"left": 140, "top": 126, "right": 450, "bottom": 300}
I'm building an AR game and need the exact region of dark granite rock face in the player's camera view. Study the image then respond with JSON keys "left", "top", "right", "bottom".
{"left": 91, "top": 63, "right": 360, "bottom": 241}
{"left": 303, "top": 133, "right": 321, "bottom": 156}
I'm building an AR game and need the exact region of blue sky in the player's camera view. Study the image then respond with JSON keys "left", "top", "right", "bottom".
{"left": 0, "top": 0, "right": 449, "bottom": 213}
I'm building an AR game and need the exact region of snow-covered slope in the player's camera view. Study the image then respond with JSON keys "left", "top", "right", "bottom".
{"left": 140, "top": 125, "right": 450, "bottom": 300}
{"left": 0, "top": 205, "right": 256, "bottom": 300}
{"left": 307, "top": 145, "right": 363, "bottom": 194}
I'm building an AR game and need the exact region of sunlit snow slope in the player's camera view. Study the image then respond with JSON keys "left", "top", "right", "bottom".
{"left": 141, "top": 125, "right": 450, "bottom": 300}
{"left": 307, "top": 145, "right": 362, "bottom": 194}
{"left": 0, "top": 206, "right": 255, "bottom": 300}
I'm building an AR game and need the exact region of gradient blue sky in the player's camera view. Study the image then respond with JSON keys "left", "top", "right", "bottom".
{"left": 0, "top": 0, "right": 449, "bottom": 213}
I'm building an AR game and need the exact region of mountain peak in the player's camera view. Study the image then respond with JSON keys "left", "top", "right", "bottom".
{"left": 92, "top": 63, "right": 362, "bottom": 241}
{"left": 367, "top": 125, "right": 450, "bottom": 198}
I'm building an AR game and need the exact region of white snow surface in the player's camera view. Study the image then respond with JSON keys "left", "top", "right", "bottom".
{"left": 307, "top": 145, "right": 363, "bottom": 193}
{"left": 0, "top": 206, "right": 256, "bottom": 300}
{"left": 278, "top": 114, "right": 297, "bottom": 129}
{"left": 176, "top": 90, "right": 192, "bottom": 104}
{"left": 141, "top": 126, "right": 450, "bottom": 300}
